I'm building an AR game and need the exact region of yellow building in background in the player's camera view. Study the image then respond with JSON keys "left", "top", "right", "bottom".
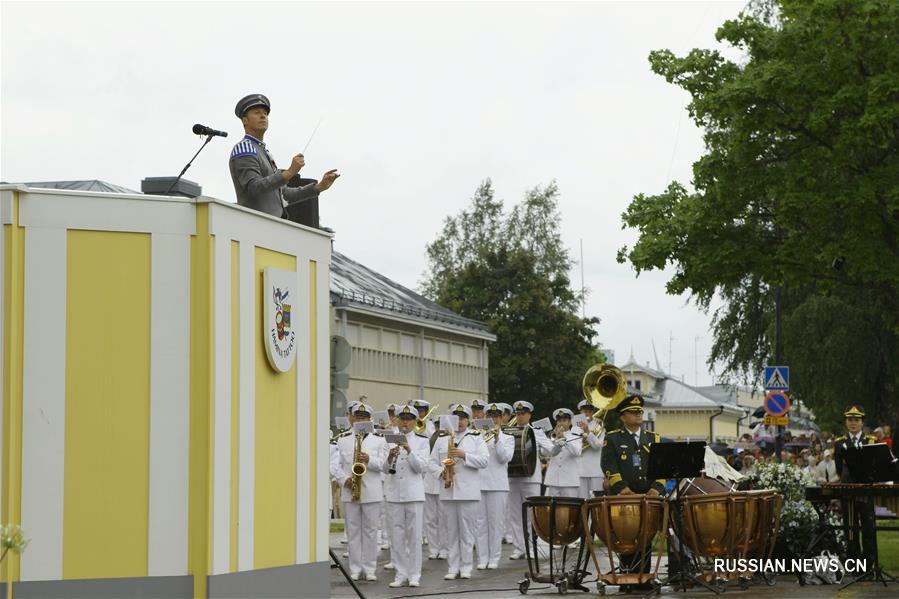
{"left": 1, "top": 184, "right": 331, "bottom": 598}
{"left": 619, "top": 358, "right": 748, "bottom": 442}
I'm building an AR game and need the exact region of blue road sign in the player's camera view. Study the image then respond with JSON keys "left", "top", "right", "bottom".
{"left": 764, "top": 391, "right": 790, "bottom": 416}
{"left": 764, "top": 366, "right": 789, "bottom": 391}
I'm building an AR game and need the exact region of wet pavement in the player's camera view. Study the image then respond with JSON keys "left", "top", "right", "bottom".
{"left": 328, "top": 531, "right": 898, "bottom": 599}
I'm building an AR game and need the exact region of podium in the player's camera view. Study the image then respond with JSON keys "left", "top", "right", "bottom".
{"left": 0, "top": 185, "right": 331, "bottom": 598}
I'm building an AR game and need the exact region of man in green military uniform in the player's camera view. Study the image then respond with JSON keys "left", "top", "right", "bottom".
{"left": 602, "top": 395, "right": 665, "bottom": 497}
{"left": 601, "top": 394, "right": 665, "bottom": 592}
{"left": 833, "top": 404, "right": 878, "bottom": 570}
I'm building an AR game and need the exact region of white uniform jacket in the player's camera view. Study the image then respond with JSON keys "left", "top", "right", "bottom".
{"left": 479, "top": 430, "right": 515, "bottom": 491}
{"left": 384, "top": 431, "right": 430, "bottom": 502}
{"left": 335, "top": 432, "right": 387, "bottom": 504}
{"left": 329, "top": 442, "right": 341, "bottom": 481}
{"left": 520, "top": 425, "right": 556, "bottom": 485}
{"left": 578, "top": 428, "right": 605, "bottom": 479}
{"left": 542, "top": 431, "right": 583, "bottom": 488}
{"left": 429, "top": 430, "right": 489, "bottom": 501}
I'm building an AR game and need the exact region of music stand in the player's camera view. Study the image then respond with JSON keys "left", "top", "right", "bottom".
{"left": 841, "top": 443, "right": 898, "bottom": 588}
{"left": 647, "top": 441, "right": 718, "bottom": 594}
{"left": 844, "top": 443, "right": 896, "bottom": 484}
{"left": 284, "top": 176, "right": 320, "bottom": 228}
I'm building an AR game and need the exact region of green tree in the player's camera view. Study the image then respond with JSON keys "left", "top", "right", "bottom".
{"left": 422, "top": 180, "right": 599, "bottom": 414}
{"left": 617, "top": 0, "right": 899, "bottom": 429}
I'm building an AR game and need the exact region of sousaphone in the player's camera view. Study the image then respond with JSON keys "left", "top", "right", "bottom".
{"left": 581, "top": 362, "right": 628, "bottom": 438}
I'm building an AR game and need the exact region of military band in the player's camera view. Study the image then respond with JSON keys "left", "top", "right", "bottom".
{"left": 331, "top": 391, "right": 894, "bottom": 591}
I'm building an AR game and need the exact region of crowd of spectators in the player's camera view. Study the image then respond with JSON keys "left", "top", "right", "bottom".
{"left": 720, "top": 423, "right": 894, "bottom": 484}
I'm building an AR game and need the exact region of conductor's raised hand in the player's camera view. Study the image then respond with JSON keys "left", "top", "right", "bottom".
{"left": 282, "top": 153, "right": 306, "bottom": 181}
{"left": 314, "top": 169, "right": 340, "bottom": 193}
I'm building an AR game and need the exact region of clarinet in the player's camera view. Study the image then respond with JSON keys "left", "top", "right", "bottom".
{"left": 388, "top": 448, "right": 398, "bottom": 474}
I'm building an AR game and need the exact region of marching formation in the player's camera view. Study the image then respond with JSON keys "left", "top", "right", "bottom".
{"left": 329, "top": 393, "right": 625, "bottom": 588}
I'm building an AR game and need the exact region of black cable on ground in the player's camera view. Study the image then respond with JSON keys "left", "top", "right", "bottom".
{"left": 329, "top": 549, "right": 367, "bottom": 599}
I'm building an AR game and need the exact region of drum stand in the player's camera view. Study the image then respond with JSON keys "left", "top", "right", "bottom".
{"left": 519, "top": 497, "right": 591, "bottom": 595}
{"left": 665, "top": 482, "right": 721, "bottom": 594}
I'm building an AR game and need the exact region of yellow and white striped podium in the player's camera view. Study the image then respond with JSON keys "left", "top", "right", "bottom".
{"left": 0, "top": 185, "right": 331, "bottom": 598}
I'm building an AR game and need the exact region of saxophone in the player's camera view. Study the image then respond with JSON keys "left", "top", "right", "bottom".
{"left": 442, "top": 432, "right": 457, "bottom": 488}
{"left": 350, "top": 432, "right": 367, "bottom": 501}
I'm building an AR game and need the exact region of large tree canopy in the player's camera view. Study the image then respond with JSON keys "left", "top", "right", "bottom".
{"left": 618, "top": 0, "right": 899, "bottom": 431}
{"left": 422, "top": 180, "right": 600, "bottom": 414}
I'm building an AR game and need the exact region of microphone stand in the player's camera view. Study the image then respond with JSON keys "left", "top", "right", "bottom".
{"left": 166, "top": 134, "right": 215, "bottom": 194}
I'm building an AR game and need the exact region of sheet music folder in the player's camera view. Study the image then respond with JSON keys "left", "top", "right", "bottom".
{"left": 843, "top": 443, "right": 897, "bottom": 483}
{"left": 647, "top": 441, "right": 706, "bottom": 480}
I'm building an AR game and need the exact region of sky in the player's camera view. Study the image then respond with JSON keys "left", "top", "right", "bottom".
{"left": 1, "top": 0, "right": 748, "bottom": 386}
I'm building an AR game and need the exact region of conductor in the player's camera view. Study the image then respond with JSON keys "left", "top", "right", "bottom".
{"left": 229, "top": 93, "right": 339, "bottom": 219}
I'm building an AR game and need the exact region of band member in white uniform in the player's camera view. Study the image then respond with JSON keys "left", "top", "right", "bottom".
{"left": 337, "top": 402, "right": 358, "bottom": 551}
{"left": 414, "top": 399, "right": 445, "bottom": 559}
{"left": 334, "top": 402, "right": 387, "bottom": 581}
{"left": 430, "top": 404, "right": 489, "bottom": 579}
{"left": 475, "top": 402, "right": 514, "bottom": 569}
{"left": 499, "top": 402, "right": 516, "bottom": 545}
{"left": 373, "top": 408, "right": 396, "bottom": 557}
{"left": 470, "top": 398, "right": 487, "bottom": 421}
{"left": 506, "top": 401, "right": 555, "bottom": 560}
{"left": 412, "top": 399, "right": 437, "bottom": 436}
{"left": 542, "top": 408, "right": 583, "bottom": 497}
{"left": 576, "top": 399, "right": 605, "bottom": 498}
{"left": 384, "top": 405, "right": 430, "bottom": 588}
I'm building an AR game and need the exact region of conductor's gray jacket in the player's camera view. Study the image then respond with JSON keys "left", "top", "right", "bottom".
{"left": 229, "top": 133, "right": 318, "bottom": 218}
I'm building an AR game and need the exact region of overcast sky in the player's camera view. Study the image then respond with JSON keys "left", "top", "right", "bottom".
{"left": 2, "top": 0, "right": 747, "bottom": 387}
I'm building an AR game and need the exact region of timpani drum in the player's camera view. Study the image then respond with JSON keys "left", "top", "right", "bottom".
{"left": 520, "top": 496, "right": 590, "bottom": 594}
{"left": 582, "top": 494, "right": 668, "bottom": 589}
{"left": 679, "top": 491, "right": 736, "bottom": 558}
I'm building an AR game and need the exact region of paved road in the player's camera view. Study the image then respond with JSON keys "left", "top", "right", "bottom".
{"left": 329, "top": 532, "right": 897, "bottom": 598}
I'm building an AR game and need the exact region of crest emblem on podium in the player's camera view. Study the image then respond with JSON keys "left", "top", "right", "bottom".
{"left": 263, "top": 267, "right": 298, "bottom": 372}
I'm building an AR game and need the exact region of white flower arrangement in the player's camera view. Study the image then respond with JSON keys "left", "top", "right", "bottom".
{"left": 751, "top": 462, "right": 819, "bottom": 556}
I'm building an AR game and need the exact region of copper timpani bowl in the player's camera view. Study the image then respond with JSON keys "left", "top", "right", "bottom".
{"left": 584, "top": 495, "right": 665, "bottom": 555}
{"left": 680, "top": 491, "right": 735, "bottom": 558}
{"left": 527, "top": 496, "right": 585, "bottom": 546}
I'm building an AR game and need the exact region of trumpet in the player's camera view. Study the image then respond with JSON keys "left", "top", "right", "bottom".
{"left": 414, "top": 403, "right": 439, "bottom": 434}
{"left": 350, "top": 432, "right": 367, "bottom": 501}
{"left": 442, "top": 431, "right": 457, "bottom": 488}
{"left": 483, "top": 422, "right": 502, "bottom": 443}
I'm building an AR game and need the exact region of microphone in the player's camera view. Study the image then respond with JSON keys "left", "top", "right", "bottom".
{"left": 192, "top": 124, "right": 228, "bottom": 138}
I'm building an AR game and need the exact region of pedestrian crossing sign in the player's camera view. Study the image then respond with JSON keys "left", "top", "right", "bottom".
{"left": 764, "top": 366, "right": 789, "bottom": 391}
